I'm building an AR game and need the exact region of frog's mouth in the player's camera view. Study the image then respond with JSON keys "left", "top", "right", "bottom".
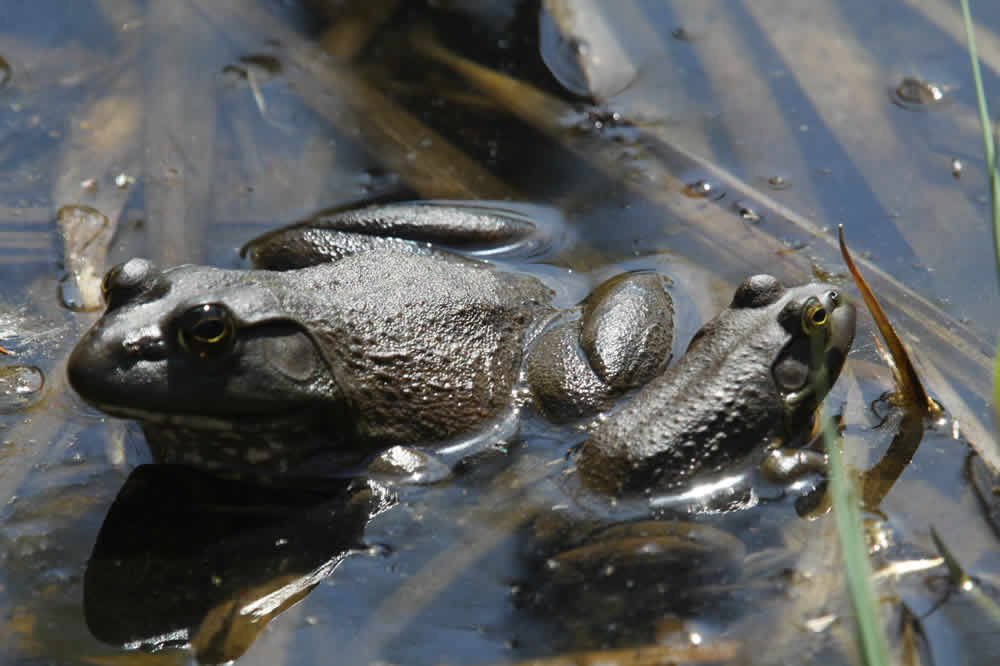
{"left": 81, "top": 401, "right": 304, "bottom": 433}
{"left": 87, "top": 400, "right": 288, "bottom": 432}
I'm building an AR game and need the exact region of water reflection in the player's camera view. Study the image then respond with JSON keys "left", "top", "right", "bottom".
{"left": 516, "top": 514, "right": 747, "bottom": 650}
{"left": 84, "top": 465, "right": 393, "bottom": 663}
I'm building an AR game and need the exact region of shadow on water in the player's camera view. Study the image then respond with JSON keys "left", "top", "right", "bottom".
{"left": 85, "top": 465, "right": 392, "bottom": 663}
{"left": 715, "top": 2, "right": 924, "bottom": 269}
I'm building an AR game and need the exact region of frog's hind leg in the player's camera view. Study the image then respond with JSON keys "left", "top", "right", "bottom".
{"left": 243, "top": 201, "right": 542, "bottom": 269}
{"left": 526, "top": 272, "right": 674, "bottom": 421}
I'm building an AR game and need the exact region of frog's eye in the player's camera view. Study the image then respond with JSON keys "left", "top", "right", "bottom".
{"left": 801, "top": 297, "right": 829, "bottom": 335}
{"left": 175, "top": 304, "right": 236, "bottom": 359}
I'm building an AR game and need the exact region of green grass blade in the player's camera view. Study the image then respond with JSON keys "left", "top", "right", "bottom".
{"left": 959, "top": 0, "right": 1000, "bottom": 427}
{"left": 960, "top": 0, "right": 1000, "bottom": 272}
{"left": 822, "top": 408, "right": 891, "bottom": 666}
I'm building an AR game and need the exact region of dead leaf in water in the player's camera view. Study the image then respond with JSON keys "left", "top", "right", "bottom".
{"left": 838, "top": 226, "right": 938, "bottom": 417}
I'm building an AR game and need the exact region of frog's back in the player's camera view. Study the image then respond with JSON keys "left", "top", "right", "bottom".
{"left": 291, "top": 249, "right": 554, "bottom": 445}
{"left": 580, "top": 312, "right": 784, "bottom": 493}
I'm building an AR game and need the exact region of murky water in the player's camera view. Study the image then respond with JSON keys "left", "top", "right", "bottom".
{"left": 2, "top": 0, "right": 1000, "bottom": 664}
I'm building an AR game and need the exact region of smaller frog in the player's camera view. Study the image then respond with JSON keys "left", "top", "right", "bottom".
{"left": 68, "top": 202, "right": 675, "bottom": 476}
{"left": 577, "top": 274, "right": 855, "bottom": 497}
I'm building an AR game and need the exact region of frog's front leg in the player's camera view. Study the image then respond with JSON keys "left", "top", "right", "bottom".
{"left": 526, "top": 272, "right": 674, "bottom": 421}
{"left": 243, "top": 201, "right": 541, "bottom": 269}
{"left": 760, "top": 448, "right": 827, "bottom": 483}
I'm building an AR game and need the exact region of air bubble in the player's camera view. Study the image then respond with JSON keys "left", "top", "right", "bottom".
{"left": 683, "top": 178, "right": 725, "bottom": 201}
{"left": 767, "top": 175, "right": 791, "bottom": 190}
{"left": 734, "top": 201, "right": 761, "bottom": 223}
{"left": 890, "top": 77, "right": 951, "bottom": 111}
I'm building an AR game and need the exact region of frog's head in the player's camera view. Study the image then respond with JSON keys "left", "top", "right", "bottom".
{"left": 725, "top": 274, "right": 856, "bottom": 426}
{"left": 68, "top": 259, "right": 344, "bottom": 449}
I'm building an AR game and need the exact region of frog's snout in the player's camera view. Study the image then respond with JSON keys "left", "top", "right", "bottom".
{"left": 827, "top": 292, "right": 856, "bottom": 373}
{"left": 67, "top": 316, "right": 168, "bottom": 408}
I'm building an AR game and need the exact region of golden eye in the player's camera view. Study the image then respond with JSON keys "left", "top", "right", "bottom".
{"left": 176, "top": 304, "right": 236, "bottom": 359}
{"left": 802, "top": 297, "right": 828, "bottom": 335}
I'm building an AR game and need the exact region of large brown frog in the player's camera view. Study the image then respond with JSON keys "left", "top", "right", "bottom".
{"left": 68, "top": 202, "right": 673, "bottom": 476}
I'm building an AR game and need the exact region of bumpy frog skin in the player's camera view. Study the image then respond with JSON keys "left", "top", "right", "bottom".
{"left": 68, "top": 203, "right": 675, "bottom": 475}
{"left": 67, "top": 202, "right": 855, "bottom": 489}
{"left": 577, "top": 274, "right": 856, "bottom": 495}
